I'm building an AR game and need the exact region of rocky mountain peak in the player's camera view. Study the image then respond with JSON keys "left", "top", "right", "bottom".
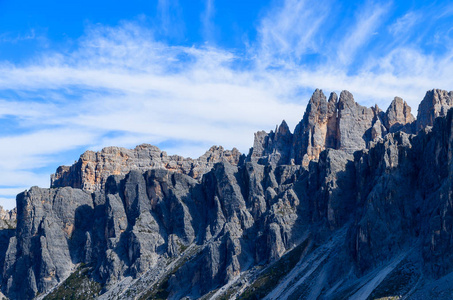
{"left": 384, "top": 96, "right": 415, "bottom": 133}
{"left": 249, "top": 120, "right": 293, "bottom": 165}
{"left": 328, "top": 91, "right": 338, "bottom": 103}
{"left": 386, "top": 97, "right": 414, "bottom": 125}
{"left": 327, "top": 92, "right": 338, "bottom": 114}
{"left": 305, "top": 88, "right": 328, "bottom": 123}
{"left": 251, "top": 89, "right": 453, "bottom": 168}
{"left": 416, "top": 88, "right": 453, "bottom": 131}
{"left": 337, "top": 90, "right": 356, "bottom": 110}
{"left": 0, "top": 206, "right": 15, "bottom": 230}
{"left": 293, "top": 89, "right": 338, "bottom": 165}
{"left": 276, "top": 119, "right": 290, "bottom": 136}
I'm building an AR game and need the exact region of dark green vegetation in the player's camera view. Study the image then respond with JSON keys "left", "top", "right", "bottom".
{"left": 44, "top": 265, "right": 101, "bottom": 300}
{"left": 139, "top": 246, "right": 199, "bottom": 300}
{"left": 141, "top": 277, "right": 170, "bottom": 300}
{"left": 368, "top": 260, "right": 420, "bottom": 300}
{"left": 238, "top": 238, "right": 311, "bottom": 300}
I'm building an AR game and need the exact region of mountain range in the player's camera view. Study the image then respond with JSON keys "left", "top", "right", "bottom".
{"left": 2, "top": 89, "right": 453, "bottom": 299}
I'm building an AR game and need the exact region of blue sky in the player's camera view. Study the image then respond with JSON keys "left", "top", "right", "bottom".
{"left": 0, "top": 0, "right": 453, "bottom": 209}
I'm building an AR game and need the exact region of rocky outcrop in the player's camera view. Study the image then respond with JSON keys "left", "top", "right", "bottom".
{"left": 1, "top": 187, "right": 95, "bottom": 299}
{"left": 349, "top": 109, "right": 453, "bottom": 280}
{"left": 250, "top": 89, "right": 420, "bottom": 167}
{"left": 3, "top": 161, "right": 308, "bottom": 299}
{"left": 291, "top": 89, "right": 338, "bottom": 166}
{"left": 51, "top": 144, "right": 243, "bottom": 193}
{"left": 0, "top": 207, "right": 16, "bottom": 230}
{"left": 0, "top": 207, "right": 16, "bottom": 295}
{"left": 384, "top": 96, "right": 415, "bottom": 133}
{"left": 335, "top": 90, "right": 379, "bottom": 152}
{"left": 248, "top": 120, "right": 293, "bottom": 165}
{"left": 416, "top": 89, "right": 453, "bottom": 131}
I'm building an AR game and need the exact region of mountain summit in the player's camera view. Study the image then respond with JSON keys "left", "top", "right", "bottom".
{"left": 2, "top": 89, "right": 453, "bottom": 299}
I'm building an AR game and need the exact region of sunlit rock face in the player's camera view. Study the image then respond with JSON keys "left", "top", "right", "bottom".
{"left": 51, "top": 144, "right": 244, "bottom": 192}
{"left": 384, "top": 96, "right": 415, "bottom": 133}
{"left": 0, "top": 206, "right": 16, "bottom": 230}
{"left": 249, "top": 88, "right": 421, "bottom": 167}
{"left": 416, "top": 89, "right": 453, "bottom": 131}
{"left": 3, "top": 89, "right": 453, "bottom": 299}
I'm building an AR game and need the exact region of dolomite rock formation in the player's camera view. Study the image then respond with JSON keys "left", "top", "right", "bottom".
{"left": 0, "top": 207, "right": 15, "bottom": 230}
{"left": 3, "top": 88, "right": 453, "bottom": 299}
{"left": 292, "top": 89, "right": 339, "bottom": 166}
{"left": 384, "top": 96, "right": 415, "bottom": 133}
{"left": 2, "top": 188, "right": 95, "bottom": 299}
{"left": 51, "top": 144, "right": 243, "bottom": 193}
{"left": 248, "top": 120, "right": 292, "bottom": 165}
{"left": 416, "top": 89, "right": 453, "bottom": 130}
{"left": 249, "top": 89, "right": 418, "bottom": 166}
{"left": 335, "top": 90, "right": 378, "bottom": 152}
{"left": 0, "top": 206, "right": 15, "bottom": 294}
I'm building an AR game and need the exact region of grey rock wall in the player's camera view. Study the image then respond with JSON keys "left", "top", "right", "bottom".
{"left": 2, "top": 187, "right": 95, "bottom": 299}
{"left": 248, "top": 89, "right": 421, "bottom": 168}
{"left": 51, "top": 144, "right": 243, "bottom": 193}
{"left": 416, "top": 89, "right": 453, "bottom": 131}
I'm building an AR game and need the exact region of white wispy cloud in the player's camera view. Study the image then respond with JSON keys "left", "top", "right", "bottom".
{"left": 157, "top": 0, "right": 181, "bottom": 37}
{"left": 1, "top": 0, "right": 453, "bottom": 210}
{"left": 336, "top": 2, "right": 390, "bottom": 67}
{"left": 202, "top": 0, "right": 216, "bottom": 42}
{"left": 388, "top": 12, "right": 420, "bottom": 36}
{"left": 0, "top": 29, "right": 37, "bottom": 43}
{"left": 256, "top": 0, "right": 332, "bottom": 66}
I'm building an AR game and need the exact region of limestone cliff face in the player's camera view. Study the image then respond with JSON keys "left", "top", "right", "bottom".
{"left": 292, "top": 89, "right": 338, "bottom": 166}
{"left": 4, "top": 89, "right": 453, "bottom": 299}
{"left": 350, "top": 110, "right": 453, "bottom": 281}
{"left": 3, "top": 162, "right": 307, "bottom": 299}
{"left": 249, "top": 120, "right": 292, "bottom": 165}
{"left": 416, "top": 89, "right": 453, "bottom": 131}
{"left": 0, "top": 207, "right": 16, "bottom": 230}
{"left": 2, "top": 187, "right": 95, "bottom": 299}
{"left": 250, "top": 89, "right": 421, "bottom": 167}
{"left": 0, "top": 206, "right": 15, "bottom": 295}
{"left": 51, "top": 144, "right": 243, "bottom": 193}
{"left": 336, "top": 90, "right": 378, "bottom": 152}
{"left": 384, "top": 96, "right": 415, "bottom": 133}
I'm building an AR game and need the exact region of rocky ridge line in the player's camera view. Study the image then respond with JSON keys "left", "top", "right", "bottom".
{"left": 51, "top": 144, "right": 243, "bottom": 193}
{"left": 2, "top": 88, "right": 453, "bottom": 299}
{"left": 249, "top": 88, "right": 451, "bottom": 167}
{"left": 51, "top": 89, "right": 452, "bottom": 194}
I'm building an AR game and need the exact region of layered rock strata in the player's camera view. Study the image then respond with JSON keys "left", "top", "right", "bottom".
{"left": 51, "top": 144, "right": 243, "bottom": 193}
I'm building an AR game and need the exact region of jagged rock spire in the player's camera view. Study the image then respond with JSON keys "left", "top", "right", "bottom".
{"left": 416, "top": 89, "right": 453, "bottom": 131}
{"left": 384, "top": 96, "right": 415, "bottom": 133}
{"left": 249, "top": 119, "right": 293, "bottom": 165}
{"left": 250, "top": 88, "right": 446, "bottom": 167}
{"left": 291, "top": 89, "right": 339, "bottom": 166}
{"left": 336, "top": 91, "right": 376, "bottom": 153}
